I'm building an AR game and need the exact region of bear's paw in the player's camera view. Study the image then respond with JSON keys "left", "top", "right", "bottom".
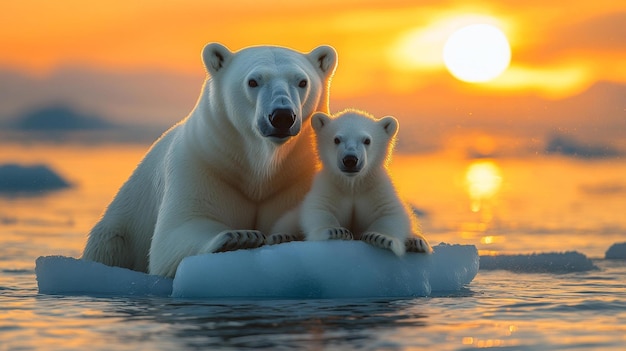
{"left": 405, "top": 237, "right": 432, "bottom": 254}
{"left": 326, "top": 227, "right": 354, "bottom": 240}
{"left": 265, "top": 232, "right": 305, "bottom": 245}
{"left": 361, "top": 232, "right": 406, "bottom": 256}
{"left": 214, "top": 230, "right": 266, "bottom": 253}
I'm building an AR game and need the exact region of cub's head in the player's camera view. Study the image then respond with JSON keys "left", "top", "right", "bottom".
{"left": 311, "top": 109, "right": 399, "bottom": 178}
{"left": 202, "top": 43, "right": 337, "bottom": 145}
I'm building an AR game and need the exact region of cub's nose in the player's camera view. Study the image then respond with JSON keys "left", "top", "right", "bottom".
{"left": 342, "top": 155, "right": 358, "bottom": 169}
{"left": 269, "top": 109, "right": 296, "bottom": 130}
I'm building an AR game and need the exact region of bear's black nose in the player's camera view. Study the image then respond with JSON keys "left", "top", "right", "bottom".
{"left": 269, "top": 109, "right": 296, "bottom": 131}
{"left": 342, "top": 155, "right": 358, "bottom": 169}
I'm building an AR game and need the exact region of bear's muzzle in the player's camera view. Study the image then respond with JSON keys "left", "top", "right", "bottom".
{"left": 269, "top": 108, "right": 296, "bottom": 131}
{"left": 340, "top": 155, "right": 362, "bottom": 174}
{"left": 262, "top": 108, "right": 299, "bottom": 143}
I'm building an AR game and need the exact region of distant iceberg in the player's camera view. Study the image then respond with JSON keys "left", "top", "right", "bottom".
{"left": 605, "top": 242, "right": 626, "bottom": 259}
{"left": 480, "top": 251, "right": 598, "bottom": 273}
{"left": 544, "top": 134, "right": 622, "bottom": 158}
{"left": 10, "top": 104, "right": 115, "bottom": 131}
{"left": 0, "top": 163, "right": 71, "bottom": 194}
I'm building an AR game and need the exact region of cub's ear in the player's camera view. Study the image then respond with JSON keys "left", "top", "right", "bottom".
{"left": 311, "top": 112, "right": 332, "bottom": 132}
{"left": 379, "top": 116, "right": 399, "bottom": 137}
{"left": 307, "top": 45, "right": 338, "bottom": 77}
{"left": 202, "top": 43, "right": 233, "bottom": 76}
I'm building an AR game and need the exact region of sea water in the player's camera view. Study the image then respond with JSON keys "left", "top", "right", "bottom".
{"left": 1, "top": 143, "right": 626, "bottom": 350}
{"left": 3, "top": 260, "right": 626, "bottom": 350}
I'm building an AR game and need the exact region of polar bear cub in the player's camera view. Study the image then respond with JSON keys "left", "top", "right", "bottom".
{"left": 271, "top": 109, "right": 432, "bottom": 256}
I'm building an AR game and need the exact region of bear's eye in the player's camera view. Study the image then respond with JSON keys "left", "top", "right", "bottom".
{"left": 298, "top": 79, "right": 308, "bottom": 88}
{"left": 334, "top": 137, "right": 341, "bottom": 145}
{"left": 248, "top": 79, "right": 259, "bottom": 88}
{"left": 364, "top": 138, "right": 371, "bottom": 145}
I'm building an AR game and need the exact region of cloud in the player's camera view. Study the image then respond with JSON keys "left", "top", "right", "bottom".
{"left": 333, "top": 80, "right": 626, "bottom": 153}
{"left": 544, "top": 12, "right": 626, "bottom": 55}
{"left": 544, "top": 134, "right": 623, "bottom": 159}
{"left": 510, "top": 11, "right": 626, "bottom": 87}
{"left": 9, "top": 104, "right": 115, "bottom": 131}
{"left": 0, "top": 67, "right": 202, "bottom": 127}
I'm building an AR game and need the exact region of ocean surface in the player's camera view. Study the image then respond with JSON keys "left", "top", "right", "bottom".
{"left": 1, "top": 143, "right": 626, "bottom": 350}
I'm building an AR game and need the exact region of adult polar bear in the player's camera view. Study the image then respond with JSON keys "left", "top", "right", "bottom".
{"left": 82, "top": 43, "right": 338, "bottom": 277}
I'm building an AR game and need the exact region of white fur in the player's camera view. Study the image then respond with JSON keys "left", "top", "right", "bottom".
{"left": 272, "top": 109, "right": 431, "bottom": 256}
{"left": 82, "top": 43, "right": 338, "bottom": 277}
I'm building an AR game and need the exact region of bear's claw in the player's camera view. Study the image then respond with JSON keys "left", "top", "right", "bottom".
{"left": 265, "top": 232, "right": 305, "bottom": 245}
{"left": 361, "top": 232, "right": 393, "bottom": 250}
{"left": 215, "top": 230, "right": 266, "bottom": 253}
{"left": 326, "top": 227, "right": 353, "bottom": 240}
{"left": 405, "top": 237, "right": 431, "bottom": 253}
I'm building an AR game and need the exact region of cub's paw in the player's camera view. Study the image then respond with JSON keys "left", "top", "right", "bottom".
{"left": 307, "top": 227, "right": 353, "bottom": 241}
{"left": 326, "top": 227, "right": 353, "bottom": 240}
{"left": 361, "top": 232, "right": 405, "bottom": 256}
{"left": 214, "top": 230, "right": 265, "bottom": 253}
{"left": 405, "top": 236, "right": 432, "bottom": 254}
{"left": 265, "top": 232, "right": 305, "bottom": 245}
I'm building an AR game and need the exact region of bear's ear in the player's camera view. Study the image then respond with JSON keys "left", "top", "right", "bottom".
{"left": 202, "top": 43, "right": 233, "bottom": 76}
{"left": 307, "top": 45, "right": 338, "bottom": 77}
{"left": 379, "top": 116, "right": 399, "bottom": 137}
{"left": 311, "top": 112, "right": 332, "bottom": 132}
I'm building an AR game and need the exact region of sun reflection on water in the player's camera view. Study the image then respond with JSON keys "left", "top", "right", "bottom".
{"left": 465, "top": 160, "right": 502, "bottom": 213}
{"left": 461, "top": 159, "right": 504, "bottom": 254}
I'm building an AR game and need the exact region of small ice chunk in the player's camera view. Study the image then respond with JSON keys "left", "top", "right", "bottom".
{"left": 35, "top": 256, "right": 172, "bottom": 296}
{"left": 479, "top": 251, "right": 598, "bottom": 273}
{"left": 0, "top": 163, "right": 71, "bottom": 194}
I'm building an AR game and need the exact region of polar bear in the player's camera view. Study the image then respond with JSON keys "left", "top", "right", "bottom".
{"left": 270, "top": 109, "right": 432, "bottom": 256}
{"left": 82, "top": 43, "right": 338, "bottom": 277}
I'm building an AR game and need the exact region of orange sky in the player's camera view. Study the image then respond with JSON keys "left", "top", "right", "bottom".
{"left": 1, "top": 0, "right": 625, "bottom": 151}
{"left": 2, "top": 0, "right": 625, "bottom": 95}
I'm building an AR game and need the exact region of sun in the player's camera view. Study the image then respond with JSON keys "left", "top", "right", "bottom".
{"left": 443, "top": 24, "right": 511, "bottom": 83}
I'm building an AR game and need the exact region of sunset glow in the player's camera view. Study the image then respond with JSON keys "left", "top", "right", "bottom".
{"left": 1, "top": 2, "right": 626, "bottom": 349}
{"left": 389, "top": 14, "right": 508, "bottom": 71}
{"left": 1, "top": 1, "right": 624, "bottom": 91}
{"left": 0, "top": 2, "right": 624, "bottom": 153}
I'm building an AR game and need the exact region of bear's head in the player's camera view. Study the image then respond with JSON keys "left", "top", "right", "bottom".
{"left": 202, "top": 43, "right": 337, "bottom": 145}
{"left": 311, "top": 109, "right": 399, "bottom": 178}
